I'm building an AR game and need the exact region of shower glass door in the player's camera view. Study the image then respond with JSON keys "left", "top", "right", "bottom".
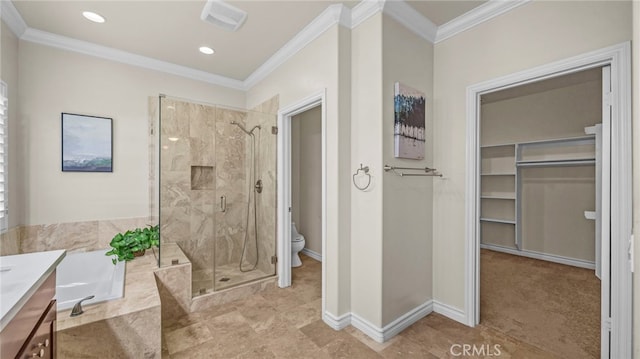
{"left": 158, "top": 96, "right": 217, "bottom": 296}
{"left": 212, "top": 106, "right": 277, "bottom": 291}
{"left": 157, "top": 95, "right": 277, "bottom": 296}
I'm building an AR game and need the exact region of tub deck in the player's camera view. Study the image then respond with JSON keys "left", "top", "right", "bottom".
{"left": 57, "top": 252, "right": 160, "bottom": 331}
{"left": 56, "top": 252, "right": 162, "bottom": 358}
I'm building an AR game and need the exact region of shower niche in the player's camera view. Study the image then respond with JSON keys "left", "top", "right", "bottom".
{"left": 153, "top": 96, "right": 277, "bottom": 296}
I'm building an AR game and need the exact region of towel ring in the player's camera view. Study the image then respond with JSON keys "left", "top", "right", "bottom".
{"left": 352, "top": 164, "right": 371, "bottom": 191}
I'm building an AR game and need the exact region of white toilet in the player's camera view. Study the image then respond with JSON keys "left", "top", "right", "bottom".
{"left": 291, "top": 222, "right": 306, "bottom": 267}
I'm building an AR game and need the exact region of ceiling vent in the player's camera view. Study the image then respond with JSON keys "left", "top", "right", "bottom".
{"left": 200, "top": 0, "right": 248, "bottom": 32}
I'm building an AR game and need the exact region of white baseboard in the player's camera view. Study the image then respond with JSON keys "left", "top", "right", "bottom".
{"left": 380, "top": 300, "right": 433, "bottom": 342}
{"left": 350, "top": 313, "right": 384, "bottom": 343}
{"left": 323, "top": 311, "right": 351, "bottom": 330}
{"left": 433, "top": 300, "right": 468, "bottom": 326}
{"left": 480, "top": 243, "right": 595, "bottom": 270}
{"left": 301, "top": 248, "right": 322, "bottom": 262}
{"left": 350, "top": 300, "right": 434, "bottom": 343}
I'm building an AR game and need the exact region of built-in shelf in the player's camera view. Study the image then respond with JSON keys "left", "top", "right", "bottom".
{"left": 519, "top": 135, "right": 595, "bottom": 146}
{"left": 516, "top": 158, "right": 595, "bottom": 167}
{"left": 480, "top": 195, "right": 515, "bottom": 200}
{"left": 480, "top": 143, "right": 517, "bottom": 148}
{"left": 481, "top": 173, "right": 516, "bottom": 176}
{"left": 517, "top": 136, "right": 595, "bottom": 164}
{"left": 480, "top": 218, "right": 516, "bottom": 225}
{"left": 480, "top": 132, "right": 598, "bottom": 266}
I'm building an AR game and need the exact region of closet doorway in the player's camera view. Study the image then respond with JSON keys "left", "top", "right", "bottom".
{"left": 465, "top": 43, "right": 632, "bottom": 359}
{"left": 478, "top": 67, "right": 603, "bottom": 358}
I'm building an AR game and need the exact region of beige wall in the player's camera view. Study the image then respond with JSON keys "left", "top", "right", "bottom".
{"left": 18, "top": 41, "right": 245, "bottom": 226}
{"left": 632, "top": 1, "right": 639, "bottom": 357}
{"left": 481, "top": 73, "right": 602, "bottom": 145}
{"left": 350, "top": 13, "right": 384, "bottom": 327}
{"left": 381, "top": 15, "right": 433, "bottom": 326}
{"left": 433, "top": 0, "right": 632, "bottom": 310}
{"left": 291, "top": 118, "right": 301, "bottom": 226}
{"left": 291, "top": 106, "right": 322, "bottom": 254}
{"left": 2, "top": 21, "right": 23, "bottom": 229}
{"left": 246, "top": 24, "right": 352, "bottom": 317}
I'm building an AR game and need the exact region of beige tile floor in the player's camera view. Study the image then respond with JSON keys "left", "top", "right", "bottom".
{"left": 162, "top": 254, "right": 563, "bottom": 359}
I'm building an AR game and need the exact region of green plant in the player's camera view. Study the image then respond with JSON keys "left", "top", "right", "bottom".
{"left": 106, "top": 224, "right": 159, "bottom": 264}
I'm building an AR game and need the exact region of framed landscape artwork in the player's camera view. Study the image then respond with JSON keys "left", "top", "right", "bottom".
{"left": 394, "top": 82, "right": 426, "bottom": 160}
{"left": 62, "top": 113, "right": 113, "bottom": 172}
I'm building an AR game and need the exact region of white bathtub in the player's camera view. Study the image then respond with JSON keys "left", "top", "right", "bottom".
{"left": 55, "top": 249, "right": 126, "bottom": 311}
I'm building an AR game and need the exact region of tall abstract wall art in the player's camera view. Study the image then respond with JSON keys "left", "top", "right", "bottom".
{"left": 62, "top": 113, "right": 113, "bottom": 172}
{"left": 394, "top": 82, "right": 425, "bottom": 160}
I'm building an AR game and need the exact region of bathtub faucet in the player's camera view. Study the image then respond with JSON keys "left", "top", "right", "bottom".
{"left": 70, "top": 295, "right": 95, "bottom": 317}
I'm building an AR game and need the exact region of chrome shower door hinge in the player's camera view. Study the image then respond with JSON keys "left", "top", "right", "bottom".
{"left": 271, "top": 256, "right": 277, "bottom": 264}
{"left": 272, "top": 126, "right": 278, "bottom": 135}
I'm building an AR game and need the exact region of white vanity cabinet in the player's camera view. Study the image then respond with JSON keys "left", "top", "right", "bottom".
{"left": 0, "top": 250, "right": 65, "bottom": 359}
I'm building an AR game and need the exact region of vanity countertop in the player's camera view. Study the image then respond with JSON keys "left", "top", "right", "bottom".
{"left": 0, "top": 250, "right": 66, "bottom": 331}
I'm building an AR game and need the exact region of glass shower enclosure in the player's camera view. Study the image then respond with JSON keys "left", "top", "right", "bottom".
{"left": 153, "top": 96, "right": 276, "bottom": 296}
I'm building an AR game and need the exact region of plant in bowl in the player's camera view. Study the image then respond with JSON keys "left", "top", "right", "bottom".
{"left": 106, "top": 224, "right": 159, "bottom": 264}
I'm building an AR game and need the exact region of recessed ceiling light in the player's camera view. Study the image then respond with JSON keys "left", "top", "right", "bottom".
{"left": 199, "top": 46, "right": 215, "bottom": 55}
{"left": 168, "top": 137, "right": 179, "bottom": 142}
{"left": 83, "top": 11, "right": 106, "bottom": 23}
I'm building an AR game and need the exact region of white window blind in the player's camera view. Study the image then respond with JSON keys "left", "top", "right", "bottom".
{"left": 0, "top": 81, "right": 8, "bottom": 232}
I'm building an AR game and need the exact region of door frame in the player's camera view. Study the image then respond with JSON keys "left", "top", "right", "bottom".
{"left": 276, "top": 90, "right": 326, "bottom": 291}
{"left": 464, "top": 42, "right": 632, "bottom": 357}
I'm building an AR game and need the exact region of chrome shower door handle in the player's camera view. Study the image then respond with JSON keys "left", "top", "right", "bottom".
{"left": 221, "top": 196, "right": 227, "bottom": 213}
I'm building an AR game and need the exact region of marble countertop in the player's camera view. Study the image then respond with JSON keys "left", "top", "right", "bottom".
{"left": 0, "top": 250, "right": 66, "bottom": 331}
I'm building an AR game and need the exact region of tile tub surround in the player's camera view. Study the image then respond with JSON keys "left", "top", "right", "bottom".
{"left": 0, "top": 227, "right": 20, "bottom": 256}
{"left": 57, "top": 252, "right": 161, "bottom": 330}
{"left": 18, "top": 216, "right": 151, "bottom": 254}
{"left": 57, "top": 252, "right": 162, "bottom": 358}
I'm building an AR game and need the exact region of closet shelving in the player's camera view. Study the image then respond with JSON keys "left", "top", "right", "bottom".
{"left": 480, "top": 144, "right": 516, "bottom": 233}
{"left": 480, "top": 135, "right": 596, "bottom": 256}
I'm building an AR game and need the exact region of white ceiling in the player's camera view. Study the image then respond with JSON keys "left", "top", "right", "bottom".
{"left": 407, "top": 1, "right": 485, "bottom": 26}
{"left": 11, "top": 0, "right": 486, "bottom": 81}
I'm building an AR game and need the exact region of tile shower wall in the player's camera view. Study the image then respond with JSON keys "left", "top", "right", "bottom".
{"left": 158, "top": 96, "right": 277, "bottom": 293}
{"left": 247, "top": 96, "right": 278, "bottom": 274}
{"left": 214, "top": 108, "right": 248, "bottom": 269}
{"left": 160, "top": 98, "right": 219, "bottom": 272}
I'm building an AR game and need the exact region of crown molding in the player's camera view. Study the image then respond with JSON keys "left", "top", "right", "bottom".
{"left": 4, "top": 0, "right": 529, "bottom": 92}
{"left": 244, "top": 0, "right": 437, "bottom": 88}
{"left": 350, "top": 0, "right": 385, "bottom": 29}
{"left": 21, "top": 28, "right": 245, "bottom": 90}
{"left": 243, "top": 4, "right": 350, "bottom": 89}
{"left": 435, "top": 0, "right": 531, "bottom": 43}
{"left": 1, "top": 0, "right": 27, "bottom": 37}
{"left": 383, "top": 0, "right": 437, "bottom": 43}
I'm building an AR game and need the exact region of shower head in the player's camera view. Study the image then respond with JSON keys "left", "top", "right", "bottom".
{"left": 231, "top": 121, "right": 261, "bottom": 136}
